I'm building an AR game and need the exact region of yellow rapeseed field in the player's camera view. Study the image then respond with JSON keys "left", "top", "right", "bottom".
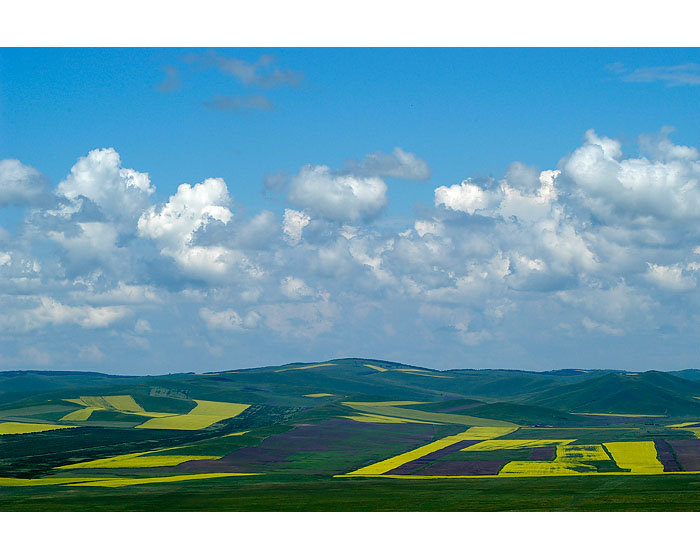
{"left": 364, "top": 364, "right": 387, "bottom": 372}
{"left": 135, "top": 400, "right": 249, "bottom": 430}
{"left": 499, "top": 461, "right": 594, "bottom": 476}
{"left": 60, "top": 407, "right": 99, "bottom": 421}
{"left": 275, "top": 363, "right": 334, "bottom": 372}
{"left": 0, "top": 477, "right": 109, "bottom": 486}
{"left": 69, "top": 473, "right": 259, "bottom": 487}
{"left": 347, "top": 427, "right": 508, "bottom": 476}
{"left": 103, "top": 395, "right": 145, "bottom": 413}
{"left": 556, "top": 444, "right": 610, "bottom": 462}
{"left": 463, "top": 439, "right": 574, "bottom": 451}
{"left": 460, "top": 426, "right": 519, "bottom": 440}
{"left": 304, "top": 393, "right": 335, "bottom": 397}
{"left": 668, "top": 421, "right": 700, "bottom": 428}
{"left": 57, "top": 451, "right": 221, "bottom": 469}
{"left": 0, "top": 422, "right": 77, "bottom": 435}
{"left": 59, "top": 394, "right": 170, "bottom": 422}
{"left": 222, "top": 430, "right": 250, "bottom": 437}
{"left": 604, "top": 441, "right": 664, "bottom": 473}
{"left": 341, "top": 413, "right": 436, "bottom": 424}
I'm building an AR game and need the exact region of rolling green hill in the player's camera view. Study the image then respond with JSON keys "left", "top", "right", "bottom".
{"left": 522, "top": 371, "right": 700, "bottom": 416}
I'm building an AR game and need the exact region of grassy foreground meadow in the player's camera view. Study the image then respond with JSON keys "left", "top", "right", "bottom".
{"left": 4, "top": 358, "right": 700, "bottom": 511}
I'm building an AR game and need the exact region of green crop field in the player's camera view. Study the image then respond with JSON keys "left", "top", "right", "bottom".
{"left": 3, "top": 359, "right": 700, "bottom": 511}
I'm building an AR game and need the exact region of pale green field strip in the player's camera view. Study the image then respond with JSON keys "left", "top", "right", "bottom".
{"left": 135, "top": 400, "right": 249, "bottom": 430}
{"left": 341, "top": 413, "right": 438, "bottom": 424}
{"left": 60, "top": 394, "right": 176, "bottom": 422}
{"left": 0, "top": 422, "right": 77, "bottom": 435}
{"left": 0, "top": 477, "right": 114, "bottom": 487}
{"left": 275, "top": 363, "right": 334, "bottom": 372}
{"left": 56, "top": 451, "right": 221, "bottom": 469}
{"left": 346, "top": 426, "right": 518, "bottom": 475}
{"left": 0, "top": 404, "right": 75, "bottom": 418}
{"left": 571, "top": 412, "right": 666, "bottom": 418}
{"left": 462, "top": 439, "right": 575, "bottom": 451}
{"left": 0, "top": 474, "right": 261, "bottom": 487}
{"left": 394, "top": 371, "right": 454, "bottom": 379}
{"left": 69, "top": 473, "right": 261, "bottom": 487}
{"left": 304, "top": 393, "right": 335, "bottom": 397}
{"left": 603, "top": 442, "right": 664, "bottom": 473}
{"left": 342, "top": 402, "right": 518, "bottom": 427}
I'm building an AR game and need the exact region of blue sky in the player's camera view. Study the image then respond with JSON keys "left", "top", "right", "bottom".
{"left": 3, "top": 48, "right": 700, "bottom": 373}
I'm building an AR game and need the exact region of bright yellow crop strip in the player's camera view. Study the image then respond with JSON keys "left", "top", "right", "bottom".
{"left": 57, "top": 453, "right": 221, "bottom": 469}
{"left": 275, "top": 363, "right": 334, "bottom": 372}
{"left": 556, "top": 444, "right": 610, "bottom": 462}
{"left": 463, "top": 439, "right": 574, "bottom": 451}
{"left": 364, "top": 364, "right": 387, "bottom": 372}
{"left": 60, "top": 407, "right": 98, "bottom": 421}
{"left": 668, "top": 422, "right": 700, "bottom": 428}
{"left": 222, "top": 430, "right": 250, "bottom": 437}
{"left": 0, "top": 477, "right": 112, "bottom": 486}
{"left": 0, "top": 422, "right": 77, "bottom": 435}
{"left": 304, "top": 393, "right": 335, "bottom": 397}
{"left": 78, "top": 396, "right": 111, "bottom": 409}
{"left": 680, "top": 428, "right": 700, "bottom": 439}
{"left": 341, "top": 413, "right": 437, "bottom": 424}
{"left": 135, "top": 400, "right": 249, "bottom": 430}
{"left": 460, "top": 427, "right": 519, "bottom": 440}
{"left": 499, "top": 461, "right": 593, "bottom": 476}
{"left": 68, "top": 473, "right": 260, "bottom": 487}
{"left": 103, "top": 395, "right": 145, "bottom": 413}
{"left": 604, "top": 441, "right": 664, "bottom": 473}
{"left": 347, "top": 428, "right": 495, "bottom": 475}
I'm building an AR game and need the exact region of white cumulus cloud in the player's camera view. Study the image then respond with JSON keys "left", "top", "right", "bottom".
{"left": 0, "top": 159, "right": 47, "bottom": 206}
{"left": 56, "top": 148, "right": 154, "bottom": 226}
{"left": 288, "top": 164, "right": 388, "bottom": 222}
{"left": 138, "top": 178, "right": 234, "bottom": 279}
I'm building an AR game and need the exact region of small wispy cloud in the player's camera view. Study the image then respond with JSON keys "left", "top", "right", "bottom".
{"left": 185, "top": 51, "right": 303, "bottom": 88}
{"left": 157, "top": 66, "right": 181, "bottom": 92}
{"left": 608, "top": 62, "right": 700, "bottom": 86}
{"left": 203, "top": 94, "right": 273, "bottom": 113}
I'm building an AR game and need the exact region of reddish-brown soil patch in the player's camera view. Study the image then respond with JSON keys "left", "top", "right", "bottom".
{"left": 417, "top": 460, "right": 505, "bottom": 476}
{"left": 655, "top": 439, "right": 682, "bottom": 472}
{"left": 173, "top": 418, "right": 437, "bottom": 474}
{"left": 386, "top": 441, "right": 478, "bottom": 475}
{"left": 668, "top": 439, "right": 700, "bottom": 471}
{"left": 529, "top": 446, "right": 556, "bottom": 461}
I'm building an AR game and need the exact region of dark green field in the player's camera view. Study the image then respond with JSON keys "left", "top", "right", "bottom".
{"left": 3, "top": 473, "right": 700, "bottom": 511}
{"left": 3, "top": 359, "right": 700, "bottom": 511}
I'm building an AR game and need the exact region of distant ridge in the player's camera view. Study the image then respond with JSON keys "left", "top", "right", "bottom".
{"left": 523, "top": 371, "right": 700, "bottom": 416}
